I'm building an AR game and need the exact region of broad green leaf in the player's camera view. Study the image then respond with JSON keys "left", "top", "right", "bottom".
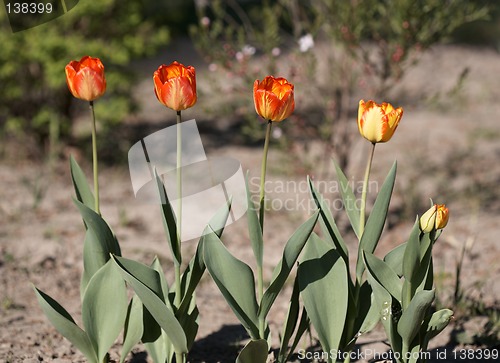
{"left": 145, "top": 330, "right": 173, "bottom": 363}
{"left": 70, "top": 155, "right": 95, "bottom": 210}
{"left": 308, "top": 176, "right": 349, "bottom": 263}
{"left": 402, "top": 220, "right": 421, "bottom": 284}
{"left": 365, "top": 265, "right": 402, "bottom": 355}
{"left": 298, "top": 234, "right": 348, "bottom": 358}
{"left": 150, "top": 257, "right": 170, "bottom": 302}
{"left": 333, "top": 159, "right": 360, "bottom": 239}
{"left": 258, "top": 211, "right": 319, "bottom": 320}
{"left": 364, "top": 251, "right": 402, "bottom": 302}
{"left": 384, "top": 243, "right": 407, "bottom": 277}
{"left": 356, "top": 161, "right": 397, "bottom": 282}
{"left": 246, "top": 174, "right": 263, "bottom": 268}
{"left": 82, "top": 260, "right": 128, "bottom": 362}
{"left": 75, "top": 199, "right": 120, "bottom": 294}
{"left": 421, "top": 309, "right": 454, "bottom": 350}
{"left": 153, "top": 169, "right": 180, "bottom": 266}
{"left": 177, "top": 301, "right": 199, "bottom": 349}
{"left": 121, "top": 295, "right": 144, "bottom": 363}
{"left": 111, "top": 255, "right": 188, "bottom": 354}
{"left": 203, "top": 229, "right": 260, "bottom": 339}
{"left": 285, "top": 307, "right": 310, "bottom": 363}
{"left": 33, "top": 287, "right": 97, "bottom": 363}
{"left": 236, "top": 339, "right": 269, "bottom": 363}
{"left": 356, "top": 283, "right": 380, "bottom": 336}
{"left": 397, "top": 289, "right": 435, "bottom": 346}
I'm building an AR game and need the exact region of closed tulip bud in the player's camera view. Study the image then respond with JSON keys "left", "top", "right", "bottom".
{"left": 153, "top": 61, "right": 197, "bottom": 111}
{"left": 358, "top": 100, "right": 403, "bottom": 143}
{"left": 420, "top": 204, "right": 449, "bottom": 233}
{"left": 65, "top": 56, "right": 106, "bottom": 101}
{"left": 253, "top": 76, "right": 295, "bottom": 122}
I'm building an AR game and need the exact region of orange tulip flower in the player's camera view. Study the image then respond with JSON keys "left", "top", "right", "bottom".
{"left": 153, "top": 61, "right": 197, "bottom": 111}
{"left": 65, "top": 56, "right": 106, "bottom": 102}
{"left": 357, "top": 100, "right": 403, "bottom": 143}
{"left": 253, "top": 76, "right": 295, "bottom": 122}
{"left": 420, "top": 204, "right": 449, "bottom": 233}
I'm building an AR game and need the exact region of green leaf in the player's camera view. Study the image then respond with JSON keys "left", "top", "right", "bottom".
{"left": 70, "top": 155, "right": 95, "bottom": 210}
{"left": 153, "top": 169, "right": 180, "bottom": 266}
{"left": 422, "top": 309, "right": 454, "bottom": 350}
{"left": 363, "top": 251, "right": 402, "bottom": 302}
{"left": 298, "top": 234, "right": 348, "bottom": 356}
{"left": 384, "top": 243, "right": 406, "bottom": 277}
{"left": 236, "top": 339, "right": 269, "bottom": 363}
{"left": 203, "top": 229, "right": 260, "bottom": 339}
{"left": 111, "top": 255, "right": 188, "bottom": 354}
{"left": 246, "top": 174, "right": 263, "bottom": 268}
{"left": 402, "top": 219, "right": 421, "bottom": 284}
{"left": 278, "top": 276, "right": 301, "bottom": 362}
{"left": 333, "top": 159, "right": 360, "bottom": 239}
{"left": 365, "top": 265, "right": 402, "bottom": 355}
{"left": 75, "top": 199, "right": 121, "bottom": 295}
{"left": 33, "top": 287, "right": 97, "bottom": 363}
{"left": 308, "top": 176, "right": 349, "bottom": 263}
{"left": 397, "top": 289, "right": 435, "bottom": 346}
{"left": 356, "top": 282, "right": 380, "bottom": 336}
{"left": 145, "top": 330, "right": 173, "bottom": 363}
{"left": 258, "top": 211, "right": 319, "bottom": 320}
{"left": 82, "top": 260, "right": 128, "bottom": 362}
{"left": 356, "top": 161, "right": 397, "bottom": 282}
{"left": 121, "top": 295, "right": 144, "bottom": 363}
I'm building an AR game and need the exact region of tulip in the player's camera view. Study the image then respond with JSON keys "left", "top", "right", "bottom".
{"left": 65, "top": 56, "right": 106, "bottom": 101}
{"left": 420, "top": 204, "right": 449, "bottom": 233}
{"left": 153, "top": 61, "right": 197, "bottom": 111}
{"left": 253, "top": 76, "right": 295, "bottom": 122}
{"left": 357, "top": 100, "right": 403, "bottom": 143}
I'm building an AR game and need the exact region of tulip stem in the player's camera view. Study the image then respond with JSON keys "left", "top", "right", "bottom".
{"left": 359, "top": 142, "right": 376, "bottom": 237}
{"left": 175, "top": 110, "right": 182, "bottom": 308}
{"left": 89, "top": 101, "right": 100, "bottom": 215}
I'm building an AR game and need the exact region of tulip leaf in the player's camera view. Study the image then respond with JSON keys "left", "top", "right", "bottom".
{"left": 384, "top": 242, "right": 407, "bottom": 277}
{"left": 153, "top": 169, "right": 180, "bottom": 266}
{"left": 33, "top": 287, "right": 98, "bottom": 363}
{"left": 70, "top": 155, "right": 95, "bottom": 211}
{"left": 421, "top": 308, "right": 454, "bottom": 350}
{"left": 145, "top": 330, "right": 173, "bottom": 363}
{"left": 121, "top": 295, "right": 144, "bottom": 363}
{"left": 246, "top": 174, "right": 264, "bottom": 268}
{"left": 356, "top": 161, "right": 397, "bottom": 282}
{"left": 236, "top": 339, "right": 269, "bottom": 363}
{"left": 308, "top": 176, "right": 349, "bottom": 263}
{"left": 278, "top": 276, "right": 301, "bottom": 363}
{"left": 397, "top": 289, "right": 435, "bottom": 346}
{"left": 203, "top": 229, "right": 260, "bottom": 339}
{"left": 298, "top": 233, "right": 348, "bottom": 356}
{"left": 82, "top": 260, "right": 128, "bottom": 363}
{"left": 365, "top": 264, "right": 402, "bottom": 354}
{"left": 111, "top": 255, "right": 188, "bottom": 354}
{"left": 402, "top": 219, "right": 421, "bottom": 284}
{"left": 333, "top": 159, "right": 361, "bottom": 239}
{"left": 76, "top": 200, "right": 121, "bottom": 296}
{"left": 258, "top": 210, "right": 319, "bottom": 320}
{"left": 356, "top": 282, "right": 380, "bottom": 336}
{"left": 363, "top": 251, "right": 402, "bottom": 302}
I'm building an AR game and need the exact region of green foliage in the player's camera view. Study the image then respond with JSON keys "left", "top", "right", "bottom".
{"left": 0, "top": 1, "right": 169, "bottom": 151}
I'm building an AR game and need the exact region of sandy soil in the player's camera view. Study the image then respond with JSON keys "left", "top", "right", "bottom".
{"left": 1, "top": 40, "right": 499, "bottom": 362}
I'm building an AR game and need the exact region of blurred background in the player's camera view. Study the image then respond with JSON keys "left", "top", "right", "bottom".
{"left": 1, "top": 0, "right": 500, "bottom": 360}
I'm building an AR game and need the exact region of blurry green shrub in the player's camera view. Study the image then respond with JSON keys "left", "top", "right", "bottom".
{"left": 190, "top": 0, "right": 489, "bottom": 170}
{"left": 0, "top": 0, "right": 169, "bottom": 155}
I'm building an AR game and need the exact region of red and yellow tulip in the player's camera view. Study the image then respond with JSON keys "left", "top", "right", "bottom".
{"left": 253, "top": 76, "right": 295, "bottom": 122}
{"left": 357, "top": 100, "right": 403, "bottom": 143}
{"left": 420, "top": 204, "right": 449, "bottom": 233}
{"left": 153, "top": 61, "right": 197, "bottom": 111}
{"left": 65, "top": 56, "right": 106, "bottom": 102}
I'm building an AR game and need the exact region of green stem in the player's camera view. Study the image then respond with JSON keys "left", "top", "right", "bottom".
{"left": 258, "top": 120, "right": 272, "bottom": 338}
{"left": 175, "top": 352, "right": 185, "bottom": 363}
{"left": 359, "top": 142, "right": 376, "bottom": 237}
{"left": 89, "top": 101, "right": 100, "bottom": 215}
{"left": 174, "top": 111, "right": 182, "bottom": 308}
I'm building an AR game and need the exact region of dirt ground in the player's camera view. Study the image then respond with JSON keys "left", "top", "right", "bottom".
{"left": 1, "top": 40, "right": 500, "bottom": 362}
